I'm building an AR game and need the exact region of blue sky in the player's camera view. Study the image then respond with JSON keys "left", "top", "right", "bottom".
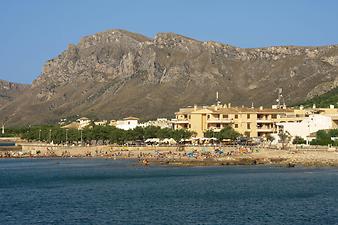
{"left": 1, "top": 0, "right": 338, "bottom": 84}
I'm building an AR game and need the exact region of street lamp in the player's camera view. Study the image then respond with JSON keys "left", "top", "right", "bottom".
{"left": 80, "top": 129, "right": 83, "bottom": 145}
{"left": 49, "top": 129, "right": 52, "bottom": 143}
{"left": 65, "top": 129, "right": 68, "bottom": 145}
{"left": 38, "top": 129, "right": 41, "bottom": 142}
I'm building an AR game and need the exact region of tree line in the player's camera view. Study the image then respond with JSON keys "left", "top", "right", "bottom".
{"left": 4, "top": 125, "right": 196, "bottom": 145}
{"left": 5, "top": 124, "right": 338, "bottom": 146}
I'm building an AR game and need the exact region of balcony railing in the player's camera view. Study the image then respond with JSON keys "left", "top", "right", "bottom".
{"left": 256, "top": 119, "right": 273, "bottom": 123}
{"left": 207, "top": 118, "right": 232, "bottom": 123}
{"left": 257, "top": 127, "right": 274, "bottom": 132}
{"left": 172, "top": 119, "right": 189, "bottom": 124}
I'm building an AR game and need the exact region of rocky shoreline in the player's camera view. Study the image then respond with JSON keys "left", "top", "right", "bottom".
{"left": 143, "top": 150, "right": 338, "bottom": 168}
{"left": 2, "top": 146, "right": 338, "bottom": 168}
{"left": 147, "top": 157, "right": 338, "bottom": 168}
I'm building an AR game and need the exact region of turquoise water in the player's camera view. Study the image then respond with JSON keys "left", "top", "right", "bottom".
{"left": 1, "top": 159, "right": 338, "bottom": 225}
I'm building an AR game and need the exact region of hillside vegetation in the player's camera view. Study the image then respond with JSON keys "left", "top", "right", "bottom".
{"left": 296, "top": 87, "right": 338, "bottom": 108}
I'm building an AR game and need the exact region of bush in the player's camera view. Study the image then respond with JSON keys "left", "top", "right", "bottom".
{"left": 292, "top": 136, "right": 306, "bottom": 144}
{"left": 310, "top": 130, "right": 333, "bottom": 146}
{"left": 204, "top": 126, "right": 241, "bottom": 140}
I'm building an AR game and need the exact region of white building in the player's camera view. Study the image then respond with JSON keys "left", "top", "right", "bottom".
{"left": 139, "top": 118, "right": 172, "bottom": 129}
{"left": 109, "top": 120, "right": 117, "bottom": 126}
{"left": 58, "top": 118, "right": 67, "bottom": 125}
{"left": 94, "top": 120, "right": 108, "bottom": 126}
{"left": 277, "top": 114, "right": 333, "bottom": 141}
{"left": 116, "top": 117, "right": 139, "bottom": 130}
{"left": 76, "top": 117, "right": 91, "bottom": 129}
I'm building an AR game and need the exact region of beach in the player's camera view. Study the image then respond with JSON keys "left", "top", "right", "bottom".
{"left": 1, "top": 143, "right": 338, "bottom": 168}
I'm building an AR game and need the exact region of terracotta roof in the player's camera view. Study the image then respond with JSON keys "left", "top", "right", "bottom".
{"left": 212, "top": 107, "right": 292, "bottom": 114}
{"left": 175, "top": 105, "right": 294, "bottom": 115}
{"left": 175, "top": 107, "right": 196, "bottom": 115}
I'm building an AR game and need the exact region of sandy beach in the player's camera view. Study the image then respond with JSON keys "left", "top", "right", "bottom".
{"left": 1, "top": 143, "right": 338, "bottom": 168}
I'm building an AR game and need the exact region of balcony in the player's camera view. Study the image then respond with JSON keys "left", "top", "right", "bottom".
{"left": 171, "top": 119, "right": 189, "bottom": 124}
{"left": 257, "top": 119, "right": 273, "bottom": 123}
{"left": 207, "top": 118, "right": 232, "bottom": 123}
{"left": 257, "top": 127, "right": 274, "bottom": 132}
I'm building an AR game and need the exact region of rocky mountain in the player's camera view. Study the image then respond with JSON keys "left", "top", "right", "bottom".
{"left": 0, "top": 79, "right": 29, "bottom": 109}
{"left": 1, "top": 29, "right": 338, "bottom": 125}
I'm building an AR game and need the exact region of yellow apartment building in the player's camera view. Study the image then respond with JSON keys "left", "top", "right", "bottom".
{"left": 172, "top": 104, "right": 338, "bottom": 138}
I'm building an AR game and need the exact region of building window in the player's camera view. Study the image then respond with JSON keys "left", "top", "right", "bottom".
{"left": 188, "top": 115, "right": 191, "bottom": 119}
{"left": 223, "top": 114, "right": 228, "bottom": 118}
{"left": 207, "top": 115, "right": 210, "bottom": 119}
{"left": 247, "top": 123, "right": 251, "bottom": 129}
{"left": 272, "top": 114, "right": 277, "bottom": 119}
{"left": 234, "top": 124, "right": 238, "bottom": 128}
{"left": 235, "top": 115, "right": 238, "bottom": 119}
{"left": 247, "top": 114, "right": 250, "bottom": 119}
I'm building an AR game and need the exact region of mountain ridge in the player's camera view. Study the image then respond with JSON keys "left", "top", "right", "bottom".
{"left": 1, "top": 29, "right": 338, "bottom": 125}
{"left": 0, "top": 79, "right": 29, "bottom": 110}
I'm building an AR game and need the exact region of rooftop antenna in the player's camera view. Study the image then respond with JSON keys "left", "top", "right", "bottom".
{"left": 216, "top": 91, "right": 221, "bottom": 106}
{"left": 276, "top": 88, "right": 286, "bottom": 109}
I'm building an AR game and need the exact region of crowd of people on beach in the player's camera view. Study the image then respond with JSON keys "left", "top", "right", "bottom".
{"left": 0, "top": 145, "right": 259, "bottom": 160}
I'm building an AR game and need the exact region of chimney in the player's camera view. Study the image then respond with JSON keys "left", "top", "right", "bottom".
{"left": 194, "top": 104, "right": 197, "bottom": 111}
{"left": 228, "top": 103, "right": 231, "bottom": 108}
{"left": 313, "top": 104, "right": 316, "bottom": 109}
{"left": 330, "top": 105, "right": 335, "bottom": 109}
{"left": 259, "top": 106, "right": 263, "bottom": 110}
{"left": 223, "top": 104, "right": 227, "bottom": 108}
{"left": 300, "top": 105, "right": 304, "bottom": 110}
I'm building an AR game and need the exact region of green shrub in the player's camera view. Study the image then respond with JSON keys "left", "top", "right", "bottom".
{"left": 204, "top": 126, "right": 241, "bottom": 140}
{"left": 292, "top": 136, "right": 306, "bottom": 144}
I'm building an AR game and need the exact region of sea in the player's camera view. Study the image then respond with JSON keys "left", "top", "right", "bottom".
{"left": 0, "top": 158, "right": 338, "bottom": 225}
{"left": 0, "top": 142, "right": 15, "bottom": 147}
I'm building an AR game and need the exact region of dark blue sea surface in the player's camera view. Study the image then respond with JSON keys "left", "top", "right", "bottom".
{"left": 1, "top": 159, "right": 338, "bottom": 225}
{"left": 0, "top": 142, "right": 15, "bottom": 146}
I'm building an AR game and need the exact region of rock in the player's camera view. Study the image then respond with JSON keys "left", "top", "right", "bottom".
{"left": 322, "top": 56, "right": 338, "bottom": 66}
{"left": 0, "top": 80, "right": 29, "bottom": 109}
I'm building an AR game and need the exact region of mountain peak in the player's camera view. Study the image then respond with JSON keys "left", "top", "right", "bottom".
{"left": 1, "top": 29, "right": 338, "bottom": 125}
{"left": 78, "top": 29, "right": 151, "bottom": 49}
